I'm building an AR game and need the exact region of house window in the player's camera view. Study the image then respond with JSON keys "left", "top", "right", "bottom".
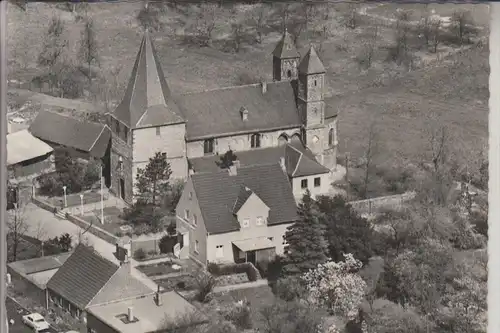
{"left": 301, "top": 179, "right": 308, "bottom": 189}
{"left": 314, "top": 80, "right": 317, "bottom": 86}
{"left": 204, "top": 139, "right": 215, "bottom": 154}
{"left": 242, "top": 218, "right": 250, "bottom": 228}
{"left": 268, "top": 237, "right": 274, "bottom": 241}
{"left": 156, "top": 127, "right": 161, "bottom": 136}
{"left": 124, "top": 128, "right": 128, "bottom": 142}
{"left": 195, "top": 240, "right": 199, "bottom": 253}
{"left": 314, "top": 177, "right": 321, "bottom": 187}
{"left": 282, "top": 235, "right": 287, "bottom": 245}
{"left": 256, "top": 216, "right": 264, "bottom": 226}
{"left": 185, "top": 209, "right": 190, "bottom": 220}
{"left": 251, "top": 133, "right": 261, "bottom": 148}
{"left": 329, "top": 128, "right": 335, "bottom": 147}
{"left": 215, "top": 245, "right": 224, "bottom": 258}
{"left": 116, "top": 120, "right": 121, "bottom": 135}
{"left": 193, "top": 214, "right": 197, "bottom": 226}
{"left": 188, "top": 192, "right": 193, "bottom": 200}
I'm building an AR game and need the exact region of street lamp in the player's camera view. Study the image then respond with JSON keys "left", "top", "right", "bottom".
{"left": 100, "top": 164, "right": 104, "bottom": 224}
{"left": 62, "top": 186, "right": 67, "bottom": 208}
{"left": 80, "top": 194, "right": 84, "bottom": 216}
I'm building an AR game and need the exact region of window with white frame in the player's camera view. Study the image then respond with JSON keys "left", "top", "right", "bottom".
{"left": 185, "top": 209, "right": 190, "bottom": 220}
{"left": 314, "top": 177, "right": 321, "bottom": 187}
{"left": 250, "top": 133, "right": 261, "bottom": 148}
{"left": 195, "top": 240, "right": 199, "bottom": 253}
{"left": 242, "top": 218, "right": 250, "bottom": 228}
{"left": 256, "top": 216, "right": 264, "bottom": 226}
{"left": 204, "top": 139, "right": 215, "bottom": 154}
{"left": 193, "top": 214, "right": 197, "bottom": 226}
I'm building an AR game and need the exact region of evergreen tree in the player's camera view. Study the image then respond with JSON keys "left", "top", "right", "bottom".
{"left": 317, "top": 195, "right": 375, "bottom": 264}
{"left": 135, "top": 152, "right": 172, "bottom": 206}
{"left": 282, "top": 191, "right": 328, "bottom": 276}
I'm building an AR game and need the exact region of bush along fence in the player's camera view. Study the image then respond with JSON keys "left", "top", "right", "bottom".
{"left": 348, "top": 191, "right": 417, "bottom": 216}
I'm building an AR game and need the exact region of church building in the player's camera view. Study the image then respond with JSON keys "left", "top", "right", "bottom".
{"left": 107, "top": 30, "right": 338, "bottom": 204}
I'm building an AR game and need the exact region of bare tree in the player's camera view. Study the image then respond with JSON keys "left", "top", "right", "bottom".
{"left": 429, "top": 18, "right": 442, "bottom": 53}
{"left": 357, "top": 25, "right": 378, "bottom": 69}
{"left": 7, "top": 204, "right": 29, "bottom": 262}
{"left": 231, "top": 23, "right": 243, "bottom": 53}
{"left": 344, "top": 3, "right": 360, "bottom": 30}
{"left": 78, "top": 17, "right": 100, "bottom": 86}
{"left": 252, "top": 3, "right": 268, "bottom": 44}
{"left": 38, "top": 15, "right": 69, "bottom": 91}
{"left": 96, "top": 65, "right": 124, "bottom": 113}
{"left": 451, "top": 10, "right": 475, "bottom": 45}
{"left": 361, "top": 120, "right": 378, "bottom": 199}
{"left": 190, "top": 4, "right": 218, "bottom": 47}
{"left": 391, "top": 10, "right": 413, "bottom": 68}
{"left": 416, "top": 5, "right": 431, "bottom": 47}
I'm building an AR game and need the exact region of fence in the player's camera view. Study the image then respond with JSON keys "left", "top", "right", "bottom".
{"left": 63, "top": 195, "right": 124, "bottom": 216}
{"left": 348, "top": 191, "right": 417, "bottom": 216}
{"left": 32, "top": 196, "right": 59, "bottom": 214}
{"left": 65, "top": 213, "right": 119, "bottom": 245}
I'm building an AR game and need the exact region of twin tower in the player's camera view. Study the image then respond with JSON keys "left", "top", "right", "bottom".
{"left": 272, "top": 30, "right": 338, "bottom": 171}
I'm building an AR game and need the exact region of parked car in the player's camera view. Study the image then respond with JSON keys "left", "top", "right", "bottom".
{"left": 22, "top": 313, "right": 50, "bottom": 332}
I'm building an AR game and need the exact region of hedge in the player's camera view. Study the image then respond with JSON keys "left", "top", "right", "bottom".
{"left": 207, "top": 262, "right": 261, "bottom": 282}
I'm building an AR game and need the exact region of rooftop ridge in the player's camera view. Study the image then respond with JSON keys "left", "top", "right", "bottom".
{"left": 180, "top": 80, "right": 290, "bottom": 96}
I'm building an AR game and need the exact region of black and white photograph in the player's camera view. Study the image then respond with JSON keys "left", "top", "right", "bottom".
{"left": 0, "top": 1, "right": 495, "bottom": 333}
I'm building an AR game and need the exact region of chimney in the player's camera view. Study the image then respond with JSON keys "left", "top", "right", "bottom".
{"left": 228, "top": 165, "right": 238, "bottom": 176}
{"left": 155, "top": 285, "right": 162, "bottom": 306}
{"left": 261, "top": 82, "right": 267, "bottom": 94}
{"left": 127, "top": 307, "right": 134, "bottom": 322}
{"left": 279, "top": 157, "right": 286, "bottom": 173}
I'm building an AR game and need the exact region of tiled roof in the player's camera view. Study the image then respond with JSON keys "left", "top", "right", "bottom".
{"left": 298, "top": 46, "right": 326, "bottom": 75}
{"left": 29, "top": 111, "right": 111, "bottom": 158}
{"left": 189, "top": 142, "right": 330, "bottom": 178}
{"left": 272, "top": 30, "right": 300, "bottom": 59}
{"left": 177, "top": 81, "right": 302, "bottom": 141}
{"left": 88, "top": 265, "right": 154, "bottom": 307}
{"left": 191, "top": 163, "right": 298, "bottom": 234}
{"left": 8, "top": 252, "right": 72, "bottom": 275}
{"left": 113, "top": 31, "right": 184, "bottom": 129}
{"left": 7, "top": 129, "right": 53, "bottom": 166}
{"left": 46, "top": 244, "right": 119, "bottom": 309}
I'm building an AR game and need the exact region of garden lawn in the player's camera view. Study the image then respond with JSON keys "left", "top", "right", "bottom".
{"left": 136, "top": 262, "right": 180, "bottom": 277}
{"left": 156, "top": 274, "right": 198, "bottom": 292}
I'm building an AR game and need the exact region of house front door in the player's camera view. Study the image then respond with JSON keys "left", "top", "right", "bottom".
{"left": 246, "top": 250, "right": 256, "bottom": 265}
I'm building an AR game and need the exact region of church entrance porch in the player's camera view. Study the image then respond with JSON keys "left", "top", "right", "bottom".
{"left": 232, "top": 237, "right": 276, "bottom": 265}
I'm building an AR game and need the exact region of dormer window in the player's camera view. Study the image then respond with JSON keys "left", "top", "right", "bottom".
{"left": 240, "top": 107, "right": 248, "bottom": 121}
{"left": 250, "top": 133, "right": 261, "bottom": 148}
{"left": 204, "top": 139, "right": 214, "bottom": 155}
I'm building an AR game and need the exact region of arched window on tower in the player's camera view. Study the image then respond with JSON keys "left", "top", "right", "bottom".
{"left": 328, "top": 128, "right": 334, "bottom": 146}
{"left": 251, "top": 133, "right": 261, "bottom": 148}
{"left": 278, "top": 134, "right": 288, "bottom": 145}
{"left": 291, "top": 133, "right": 302, "bottom": 144}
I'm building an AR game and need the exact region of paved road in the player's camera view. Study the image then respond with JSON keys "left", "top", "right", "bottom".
{"left": 6, "top": 297, "right": 57, "bottom": 333}
{"left": 22, "top": 203, "right": 159, "bottom": 291}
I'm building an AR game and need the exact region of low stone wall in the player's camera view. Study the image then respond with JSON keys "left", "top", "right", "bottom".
{"left": 32, "top": 196, "right": 58, "bottom": 213}
{"left": 349, "top": 191, "right": 417, "bottom": 215}
{"left": 65, "top": 213, "right": 118, "bottom": 245}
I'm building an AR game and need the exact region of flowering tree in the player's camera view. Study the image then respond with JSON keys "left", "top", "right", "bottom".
{"left": 302, "top": 253, "right": 367, "bottom": 320}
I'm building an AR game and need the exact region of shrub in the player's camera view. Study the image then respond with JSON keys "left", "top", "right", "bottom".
{"left": 166, "top": 221, "right": 176, "bottom": 235}
{"left": 207, "top": 262, "right": 221, "bottom": 275}
{"left": 193, "top": 268, "right": 217, "bottom": 303}
{"left": 223, "top": 302, "right": 253, "bottom": 330}
{"left": 246, "top": 263, "right": 260, "bottom": 282}
{"left": 134, "top": 248, "right": 147, "bottom": 260}
{"left": 273, "top": 276, "right": 306, "bottom": 302}
{"left": 159, "top": 234, "right": 176, "bottom": 254}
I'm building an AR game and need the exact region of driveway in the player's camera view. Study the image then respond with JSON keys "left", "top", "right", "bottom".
{"left": 21, "top": 203, "right": 159, "bottom": 291}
